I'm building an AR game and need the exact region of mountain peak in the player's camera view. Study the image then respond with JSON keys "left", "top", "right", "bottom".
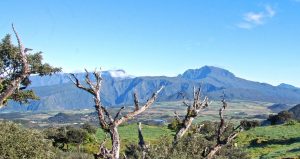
{"left": 179, "top": 66, "right": 235, "bottom": 80}
{"left": 277, "top": 83, "right": 298, "bottom": 89}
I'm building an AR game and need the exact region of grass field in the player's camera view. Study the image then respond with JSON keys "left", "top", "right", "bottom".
{"left": 92, "top": 122, "right": 300, "bottom": 158}
{"left": 95, "top": 124, "right": 174, "bottom": 151}
{"left": 236, "top": 122, "right": 300, "bottom": 159}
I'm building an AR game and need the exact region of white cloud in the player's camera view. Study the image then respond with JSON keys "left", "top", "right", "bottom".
{"left": 237, "top": 5, "right": 276, "bottom": 29}
{"left": 244, "top": 12, "right": 264, "bottom": 24}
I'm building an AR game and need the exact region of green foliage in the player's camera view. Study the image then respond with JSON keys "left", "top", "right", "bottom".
{"left": 268, "top": 110, "right": 293, "bottom": 125}
{"left": 0, "top": 121, "right": 55, "bottom": 159}
{"left": 44, "top": 126, "right": 91, "bottom": 151}
{"left": 124, "top": 122, "right": 248, "bottom": 159}
{"left": 125, "top": 137, "right": 245, "bottom": 159}
{"left": 66, "top": 127, "right": 88, "bottom": 145}
{"left": 81, "top": 123, "right": 97, "bottom": 134}
{"left": 0, "top": 34, "right": 61, "bottom": 105}
{"left": 240, "top": 120, "right": 260, "bottom": 130}
{"left": 44, "top": 127, "right": 68, "bottom": 149}
{"left": 285, "top": 120, "right": 298, "bottom": 126}
{"left": 167, "top": 118, "right": 182, "bottom": 131}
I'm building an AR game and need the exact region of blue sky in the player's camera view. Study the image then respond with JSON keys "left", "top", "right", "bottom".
{"left": 0, "top": 0, "right": 300, "bottom": 87}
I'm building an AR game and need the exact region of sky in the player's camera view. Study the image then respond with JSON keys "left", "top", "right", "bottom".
{"left": 0, "top": 0, "right": 300, "bottom": 87}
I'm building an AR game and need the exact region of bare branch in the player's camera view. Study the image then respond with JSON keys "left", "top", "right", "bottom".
{"left": 174, "top": 111, "right": 181, "bottom": 122}
{"left": 138, "top": 122, "right": 146, "bottom": 149}
{"left": 94, "top": 134, "right": 112, "bottom": 159}
{"left": 84, "top": 69, "right": 96, "bottom": 90}
{"left": 69, "top": 73, "right": 94, "bottom": 94}
{"left": 173, "top": 86, "right": 210, "bottom": 143}
{"left": 114, "top": 106, "right": 125, "bottom": 121}
{"left": 183, "top": 100, "right": 191, "bottom": 107}
{"left": 178, "top": 92, "right": 191, "bottom": 107}
{"left": 114, "top": 86, "right": 164, "bottom": 126}
{"left": 138, "top": 122, "right": 148, "bottom": 159}
{"left": 93, "top": 69, "right": 102, "bottom": 91}
{"left": 133, "top": 92, "right": 139, "bottom": 111}
{"left": 71, "top": 69, "right": 163, "bottom": 159}
{"left": 205, "top": 94, "right": 242, "bottom": 159}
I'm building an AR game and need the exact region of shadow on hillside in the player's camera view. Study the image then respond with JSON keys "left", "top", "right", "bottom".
{"left": 249, "top": 137, "right": 300, "bottom": 148}
{"left": 288, "top": 147, "right": 300, "bottom": 153}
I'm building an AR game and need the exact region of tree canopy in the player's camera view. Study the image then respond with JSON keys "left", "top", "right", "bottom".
{"left": 0, "top": 25, "right": 61, "bottom": 106}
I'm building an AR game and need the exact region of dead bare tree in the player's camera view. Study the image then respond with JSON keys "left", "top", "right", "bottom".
{"left": 173, "top": 86, "right": 210, "bottom": 144}
{"left": 138, "top": 122, "right": 148, "bottom": 159}
{"left": 172, "top": 88, "right": 242, "bottom": 159}
{"left": 0, "top": 24, "right": 30, "bottom": 106}
{"left": 204, "top": 94, "right": 243, "bottom": 159}
{"left": 69, "top": 69, "right": 163, "bottom": 159}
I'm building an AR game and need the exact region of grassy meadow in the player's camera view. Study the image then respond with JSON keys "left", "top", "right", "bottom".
{"left": 236, "top": 122, "right": 300, "bottom": 159}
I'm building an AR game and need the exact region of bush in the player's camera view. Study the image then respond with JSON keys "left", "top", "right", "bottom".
{"left": 44, "top": 126, "right": 90, "bottom": 152}
{"left": 240, "top": 120, "right": 260, "bottom": 130}
{"left": 0, "top": 121, "right": 55, "bottom": 159}
{"left": 81, "top": 123, "right": 97, "bottom": 134}
{"left": 285, "top": 120, "right": 298, "bottom": 126}
{"left": 167, "top": 118, "right": 182, "bottom": 131}
{"left": 268, "top": 111, "right": 293, "bottom": 125}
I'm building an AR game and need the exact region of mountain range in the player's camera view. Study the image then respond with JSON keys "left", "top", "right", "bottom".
{"left": 2, "top": 66, "right": 300, "bottom": 112}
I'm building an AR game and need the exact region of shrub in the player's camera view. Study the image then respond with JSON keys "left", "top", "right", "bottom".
{"left": 268, "top": 111, "right": 293, "bottom": 125}
{"left": 44, "top": 126, "right": 90, "bottom": 152}
{"left": 167, "top": 118, "right": 182, "bottom": 131}
{"left": 81, "top": 123, "right": 97, "bottom": 134}
{"left": 240, "top": 120, "right": 260, "bottom": 130}
{"left": 285, "top": 120, "right": 298, "bottom": 126}
{"left": 124, "top": 122, "right": 249, "bottom": 159}
{"left": 0, "top": 121, "right": 55, "bottom": 159}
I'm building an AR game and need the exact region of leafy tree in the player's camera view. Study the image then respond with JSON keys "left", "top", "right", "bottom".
{"left": 268, "top": 111, "right": 293, "bottom": 125}
{"left": 44, "top": 126, "right": 91, "bottom": 153}
{"left": 0, "top": 121, "right": 55, "bottom": 159}
{"left": 66, "top": 127, "right": 89, "bottom": 152}
{"left": 44, "top": 127, "right": 69, "bottom": 150}
{"left": 240, "top": 120, "right": 260, "bottom": 130}
{"left": 81, "top": 123, "right": 97, "bottom": 134}
{"left": 0, "top": 25, "right": 61, "bottom": 106}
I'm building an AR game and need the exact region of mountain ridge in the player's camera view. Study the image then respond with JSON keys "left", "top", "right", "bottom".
{"left": 2, "top": 66, "right": 300, "bottom": 112}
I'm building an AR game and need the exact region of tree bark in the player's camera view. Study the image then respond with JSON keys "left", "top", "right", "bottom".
{"left": 110, "top": 127, "right": 120, "bottom": 159}
{"left": 206, "top": 144, "right": 222, "bottom": 159}
{"left": 174, "top": 116, "right": 194, "bottom": 143}
{"left": 173, "top": 87, "right": 209, "bottom": 144}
